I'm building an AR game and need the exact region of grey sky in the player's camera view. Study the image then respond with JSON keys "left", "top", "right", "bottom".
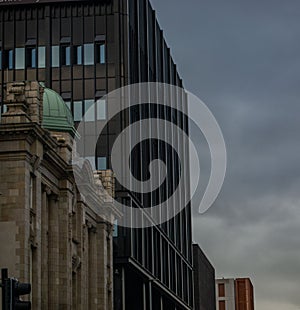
{"left": 150, "top": 0, "right": 300, "bottom": 309}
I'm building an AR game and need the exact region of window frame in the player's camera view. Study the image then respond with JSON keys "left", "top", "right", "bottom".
{"left": 26, "top": 46, "right": 37, "bottom": 68}
{"left": 73, "top": 45, "right": 83, "bottom": 65}
{"left": 96, "top": 97, "right": 106, "bottom": 120}
{"left": 51, "top": 46, "right": 60, "bottom": 68}
{"left": 73, "top": 100, "right": 83, "bottom": 122}
{"left": 61, "top": 45, "right": 71, "bottom": 66}
{"left": 95, "top": 42, "right": 106, "bottom": 64}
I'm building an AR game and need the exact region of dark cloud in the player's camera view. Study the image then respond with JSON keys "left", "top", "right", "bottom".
{"left": 151, "top": 0, "right": 300, "bottom": 309}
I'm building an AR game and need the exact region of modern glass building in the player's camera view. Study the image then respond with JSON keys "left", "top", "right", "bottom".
{"left": 0, "top": 0, "right": 193, "bottom": 309}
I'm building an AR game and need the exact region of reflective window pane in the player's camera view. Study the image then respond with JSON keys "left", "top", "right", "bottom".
{"left": 15, "top": 48, "right": 25, "bottom": 69}
{"left": 84, "top": 99, "right": 95, "bottom": 122}
{"left": 51, "top": 46, "right": 59, "bottom": 67}
{"left": 97, "top": 157, "right": 107, "bottom": 170}
{"left": 62, "top": 46, "right": 71, "bottom": 66}
{"left": 73, "top": 101, "right": 83, "bottom": 121}
{"left": 113, "top": 220, "right": 118, "bottom": 237}
{"left": 74, "top": 46, "right": 82, "bottom": 65}
{"left": 8, "top": 50, "right": 13, "bottom": 69}
{"left": 84, "top": 43, "right": 94, "bottom": 65}
{"left": 96, "top": 98, "right": 106, "bottom": 120}
{"left": 100, "top": 43, "right": 105, "bottom": 64}
{"left": 38, "top": 46, "right": 46, "bottom": 68}
{"left": 96, "top": 43, "right": 105, "bottom": 64}
{"left": 65, "top": 101, "right": 71, "bottom": 110}
{"left": 31, "top": 48, "right": 36, "bottom": 68}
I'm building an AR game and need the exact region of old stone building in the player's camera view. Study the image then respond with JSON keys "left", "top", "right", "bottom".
{"left": 0, "top": 81, "right": 120, "bottom": 309}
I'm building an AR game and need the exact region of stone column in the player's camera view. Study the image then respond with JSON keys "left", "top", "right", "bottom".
{"left": 41, "top": 189, "right": 49, "bottom": 310}
{"left": 97, "top": 221, "right": 114, "bottom": 310}
{"left": 106, "top": 223, "right": 114, "bottom": 310}
{"left": 88, "top": 226, "right": 98, "bottom": 309}
{"left": 31, "top": 172, "right": 42, "bottom": 310}
{"left": 58, "top": 188, "right": 72, "bottom": 309}
{"left": 48, "top": 193, "right": 59, "bottom": 310}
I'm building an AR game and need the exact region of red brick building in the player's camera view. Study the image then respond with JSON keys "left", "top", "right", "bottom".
{"left": 216, "top": 278, "right": 254, "bottom": 310}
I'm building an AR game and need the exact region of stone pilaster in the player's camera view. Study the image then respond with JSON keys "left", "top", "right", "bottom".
{"left": 58, "top": 187, "right": 73, "bottom": 310}
{"left": 88, "top": 226, "right": 98, "bottom": 309}
{"left": 41, "top": 188, "right": 49, "bottom": 310}
{"left": 48, "top": 193, "right": 59, "bottom": 310}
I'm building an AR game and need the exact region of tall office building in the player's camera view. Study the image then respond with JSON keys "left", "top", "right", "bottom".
{"left": 216, "top": 278, "right": 255, "bottom": 310}
{"left": 193, "top": 244, "right": 216, "bottom": 310}
{"left": 0, "top": 0, "right": 193, "bottom": 309}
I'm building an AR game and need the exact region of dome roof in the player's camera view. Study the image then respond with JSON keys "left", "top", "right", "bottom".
{"left": 41, "top": 83, "right": 77, "bottom": 137}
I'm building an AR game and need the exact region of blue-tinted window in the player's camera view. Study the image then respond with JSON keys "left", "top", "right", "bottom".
{"left": 8, "top": 50, "right": 13, "bottom": 69}
{"left": 96, "top": 43, "right": 105, "bottom": 64}
{"left": 0, "top": 50, "right": 2, "bottom": 68}
{"left": 51, "top": 46, "right": 59, "bottom": 67}
{"left": 97, "top": 157, "right": 107, "bottom": 170}
{"left": 38, "top": 47, "right": 46, "bottom": 68}
{"left": 73, "top": 101, "right": 83, "bottom": 121}
{"left": 15, "top": 48, "right": 25, "bottom": 69}
{"left": 74, "top": 46, "right": 82, "bottom": 65}
{"left": 84, "top": 44, "right": 94, "bottom": 65}
{"left": 61, "top": 46, "right": 71, "bottom": 66}
{"left": 84, "top": 99, "right": 95, "bottom": 122}
{"left": 96, "top": 98, "right": 106, "bottom": 120}
{"left": 32, "top": 48, "right": 36, "bottom": 68}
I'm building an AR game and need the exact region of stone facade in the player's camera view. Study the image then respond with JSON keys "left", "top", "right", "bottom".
{"left": 0, "top": 81, "right": 120, "bottom": 310}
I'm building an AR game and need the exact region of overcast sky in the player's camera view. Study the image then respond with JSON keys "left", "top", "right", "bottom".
{"left": 150, "top": 1, "right": 300, "bottom": 309}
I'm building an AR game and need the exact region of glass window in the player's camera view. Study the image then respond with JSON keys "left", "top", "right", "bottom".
{"left": 113, "top": 220, "right": 118, "bottom": 237}
{"left": 84, "top": 99, "right": 95, "bottom": 122}
{"left": 84, "top": 43, "right": 94, "bottom": 65}
{"left": 74, "top": 46, "right": 82, "bottom": 65}
{"left": 31, "top": 48, "right": 36, "bottom": 68}
{"left": 8, "top": 50, "right": 13, "bottom": 69}
{"left": 0, "top": 50, "right": 2, "bottom": 68}
{"left": 96, "top": 98, "right": 106, "bottom": 120}
{"left": 15, "top": 48, "right": 25, "bottom": 69}
{"left": 65, "top": 101, "right": 71, "bottom": 110}
{"left": 38, "top": 46, "right": 46, "bottom": 68}
{"left": 26, "top": 47, "right": 36, "bottom": 68}
{"left": 51, "top": 46, "right": 59, "bottom": 67}
{"left": 85, "top": 156, "right": 96, "bottom": 170}
{"left": 96, "top": 43, "right": 105, "bottom": 64}
{"left": 219, "top": 301, "right": 226, "bottom": 310}
{"left": 97, "top": 157, "right": 107, "bottom": 170}
{"left": 73, "top": 101, "right": 83, "bottom": 122}
{"left": 61, "top": 46, "right": 71, "bottom": 66}
{"left": 218, "top": 283, "right": 225, "bottom": 297}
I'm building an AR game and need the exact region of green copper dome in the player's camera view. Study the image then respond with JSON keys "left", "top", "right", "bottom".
{"left": 41, "top": 83, "right": 77, "bottom": 137}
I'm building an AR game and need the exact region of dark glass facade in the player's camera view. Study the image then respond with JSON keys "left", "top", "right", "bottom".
{"left": 193, "top": 244, "right": 216, "bottom": 310}
{"left": 0, "top": 0, "right": 193, "bottom": 309}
